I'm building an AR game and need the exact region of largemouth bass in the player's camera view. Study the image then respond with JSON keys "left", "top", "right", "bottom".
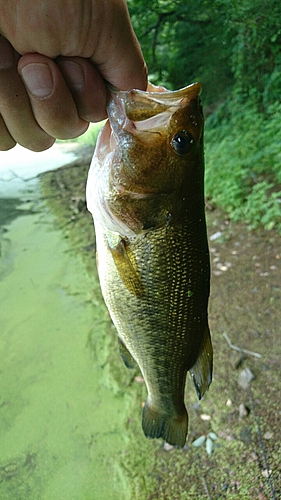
{"left": 86, "top": 83, "right": 212, "bottom": 448}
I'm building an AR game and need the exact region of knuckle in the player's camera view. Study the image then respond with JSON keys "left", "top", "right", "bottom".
{"left": 0, "top": 139, "right": 16, "bottom": 151}
{"left": 0, "top": 123, "right": 16, "bottom": 150}
{"left": 22, "top": 135, "right": 55, "bottom": 152}
{"left": 54, "top": 121, "right": 89, "bottom": 140}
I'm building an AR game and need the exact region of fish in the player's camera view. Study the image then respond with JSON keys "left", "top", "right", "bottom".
{"left": 86, "top": 82, "right": 212, "bottom": 448}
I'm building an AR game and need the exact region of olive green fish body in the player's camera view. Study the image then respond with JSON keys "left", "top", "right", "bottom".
{"left": 87, "top": 83, "right": 212, "bottom": 447}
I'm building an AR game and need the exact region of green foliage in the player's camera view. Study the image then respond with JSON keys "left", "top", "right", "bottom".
{"left": 128, "top": 0, "right": 233, "bottom": 103}
{"left": 205, "top": 102, "right": 281, "bottom": 233}
{"left": 57, "top": 121, "right": 105, "bottom": 147}
{"left": 221, "top": 0, "right": 281, "bottom": 107}
{"left": 235, "top": 182, "right": 281, "bottom": 231}
{"left": 75, "top": 121, "right": 106, "bottom": 146}
{"left": 128, "top": 0, "right": 281, "bottom": 106}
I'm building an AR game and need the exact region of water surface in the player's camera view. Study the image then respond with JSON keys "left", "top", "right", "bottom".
{"left": 0, "top": 147, "right": 131, "bottom": 499}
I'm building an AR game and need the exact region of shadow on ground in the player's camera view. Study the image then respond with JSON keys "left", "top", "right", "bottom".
{"left": 0, "top": 198, "right": 34, "bottom": 227}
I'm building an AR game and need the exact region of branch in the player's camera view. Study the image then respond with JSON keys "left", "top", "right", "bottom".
{"left": 223, "top": 332, "right": 262, "bottom": 358}
{"left": 139, "top": 10, "right": 176, "bottom": 41}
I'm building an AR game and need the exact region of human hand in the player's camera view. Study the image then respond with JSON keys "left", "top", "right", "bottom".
{"left": 0, "top": 0, "right": 147, "bottom": 151}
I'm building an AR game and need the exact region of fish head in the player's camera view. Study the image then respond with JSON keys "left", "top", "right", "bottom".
{"left": 87, "top": 83, "right": 204, "bottom": 236}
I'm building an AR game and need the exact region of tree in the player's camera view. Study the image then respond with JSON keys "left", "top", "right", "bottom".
{"left": 128, "top": 0, "right": 281, "bottom": 106}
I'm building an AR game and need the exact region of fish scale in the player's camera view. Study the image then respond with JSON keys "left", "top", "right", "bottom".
{"left": 87, "top": 82, "right": 213, "bottom": 447}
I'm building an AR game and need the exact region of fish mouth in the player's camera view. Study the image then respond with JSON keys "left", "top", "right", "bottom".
{"left": 129, "top": 81, "right": 202, "bottom": 112}
{"left": 107, "top": 82, "right": 202, "bottom": 132}
{"left": 108, "top": 82, "right": 202, "bottom": 110}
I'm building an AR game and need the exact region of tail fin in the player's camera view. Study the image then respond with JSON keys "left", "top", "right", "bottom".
{"left": 189, "top": 324, "right": 213, "bottom": 400}
{"left": 142, "top": 400, "right": 188, "bottom": 448}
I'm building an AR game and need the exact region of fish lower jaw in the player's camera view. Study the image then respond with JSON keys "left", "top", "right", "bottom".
{"left": 141, "top": 398, "right": 188, "bottom": 448}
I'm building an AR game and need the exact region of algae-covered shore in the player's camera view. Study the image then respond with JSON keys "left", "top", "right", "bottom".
{"left": 0, "top": 154, "right": 132, "bottom": 499}
{"left": 1, "top": 147, "right": 280, "bottom": 499}
{"left": 39, "top": 150, "right": 280, "bottom": 499}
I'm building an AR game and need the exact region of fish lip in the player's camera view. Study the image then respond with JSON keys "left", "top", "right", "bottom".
{"left": 106, "top": 82, "right": 202, "bottom": 134}
{"left": 137, "top": 82, "right": 202, "bottom": 105}
{"left": 107, "top": 82, "right": 202, "bottom": 101}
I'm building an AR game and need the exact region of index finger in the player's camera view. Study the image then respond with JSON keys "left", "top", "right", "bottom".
{"left": 91, "top": 0, "right": 147, "bottom": 92}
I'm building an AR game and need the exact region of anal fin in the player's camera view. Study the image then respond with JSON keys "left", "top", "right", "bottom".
{"left": 189, "top": 324, "right": 213, "bottom": 400}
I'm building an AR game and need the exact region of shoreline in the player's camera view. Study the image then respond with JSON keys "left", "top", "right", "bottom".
{"left": 0, "top": 168, "right": 134, "bottom": 499}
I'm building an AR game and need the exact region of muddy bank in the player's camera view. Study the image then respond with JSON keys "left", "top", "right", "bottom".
{"left": 41, "top": 157, "right": 281, "bottom": 500}
{"left": 0, "top": 189, "right": 132, "bottom": 498}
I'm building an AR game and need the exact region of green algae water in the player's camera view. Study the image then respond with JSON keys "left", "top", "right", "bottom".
{"left": 0, "top": 205, "right": 132, "bottom": 500}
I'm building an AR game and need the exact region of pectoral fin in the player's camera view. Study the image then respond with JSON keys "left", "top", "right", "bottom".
{"left": 118, "top": 337, "right": 137, "bottom": 369}
{"left": 189, "top": 324, "right": 213, "bottom": 400}
{"left": 108, "top": 238, "right": 144, "bottom": 298}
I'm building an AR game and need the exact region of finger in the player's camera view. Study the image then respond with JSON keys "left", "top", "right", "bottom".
{"left": 18, "top": 53, "right": 89, "bottom": 140}
{"left": 0, "top": 114, "right": 16, "bottom": 150}
{"left": 0, "top": 36, "right": 54, "bottom": 151}
{"left": 57, "top": 56, "right": 107, "bottom": 122}
{"left": 93, "top": 0, "right": 148, "bottom": 91}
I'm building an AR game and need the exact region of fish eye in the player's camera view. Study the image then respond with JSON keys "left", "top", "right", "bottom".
{"left": 170, "top": 130, "right": 194, "bottom": 156}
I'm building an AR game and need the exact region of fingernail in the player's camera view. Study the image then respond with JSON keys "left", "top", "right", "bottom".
{"left": 58, "top": 61, "right": 85, "bottom": 91}
{"left": 20, "top": 63, "right": 54, "bottom": 97}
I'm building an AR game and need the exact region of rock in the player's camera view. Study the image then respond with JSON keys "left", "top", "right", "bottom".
{"left": 200, "top": 414, "right": 211, "bottom": 421}
{"left": 238, "top": 368, "right": 255, "bottom": 389}
{"left": 261, "top": 469, "right": 272, "bottom": 478}
{"left": 163, "top": 442, "right": 174, "bottom": 451}
{"left": 239, "top": 403, "right": 250, "bottom": 418}
{"left": 210, "top": 231, "right": 222, "bottom": 241}
{"left": 263, "top": 431, "right": 273, "bottom": 440}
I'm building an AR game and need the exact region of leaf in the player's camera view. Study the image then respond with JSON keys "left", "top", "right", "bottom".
{"left": 208, "top": 432, "right": 217, "bottom": 441}
{"left": 206, "top": 437, "right": 214, "bottom": 455}
{"left": 192, "top": 435, "right": 206, "bottom": 447}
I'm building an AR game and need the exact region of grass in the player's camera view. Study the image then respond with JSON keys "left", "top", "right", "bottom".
{"left": 204, "top": 101, "right": 281, "bottom": 234}
{"left": 57, "top": 121, "right": 106, "bottom": 147}
{"left": 76, "top": 121, "right": 106, "bottom": 145}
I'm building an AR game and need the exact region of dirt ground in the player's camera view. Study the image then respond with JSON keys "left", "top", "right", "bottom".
{"left": 42, "top": 148, "right": 280, "bottom": 500}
